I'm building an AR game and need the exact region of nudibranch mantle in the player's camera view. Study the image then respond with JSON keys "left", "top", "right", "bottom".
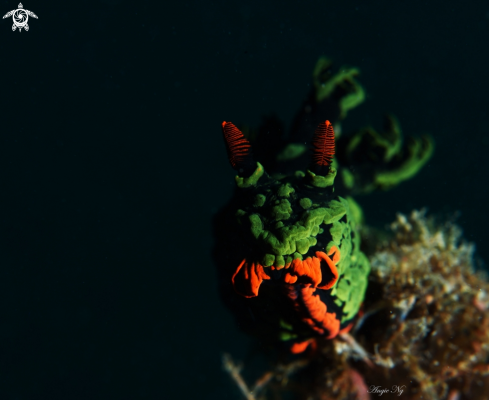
{"left": 219, "top": 120, "right": 370, "bottom": 345}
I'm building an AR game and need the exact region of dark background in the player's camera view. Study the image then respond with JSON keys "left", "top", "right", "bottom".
{"left": 0, "top": 0, "right": 487, "bottom": 398}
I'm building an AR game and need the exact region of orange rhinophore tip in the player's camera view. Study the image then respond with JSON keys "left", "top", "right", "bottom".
{"left": 221, "top": 121, "right": 254, "bottom": 173}
{"left": 311, "top": 120, "right": 335, "bottom": 169}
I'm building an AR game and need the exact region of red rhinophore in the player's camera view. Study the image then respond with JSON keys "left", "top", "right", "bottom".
{"left": 221, "top": 121, "right": 252, "bottom": 169}
{"left": 311, "top": 120, "right": 335, "bottom": 167}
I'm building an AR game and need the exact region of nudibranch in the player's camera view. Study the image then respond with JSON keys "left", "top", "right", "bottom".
{"left": 218, "top": 119, "right": 371, "bottom": 349}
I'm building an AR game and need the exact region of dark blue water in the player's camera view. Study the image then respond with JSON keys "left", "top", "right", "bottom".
{"left": 0, "top": 0, "right": 487, "bottom": 398}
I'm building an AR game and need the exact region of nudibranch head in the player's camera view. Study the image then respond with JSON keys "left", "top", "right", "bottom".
{"left": 220, "top": 121, "right": 370, "bottom": 343}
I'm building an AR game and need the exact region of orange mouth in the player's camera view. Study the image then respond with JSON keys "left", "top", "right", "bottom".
{"left": 231, "top": 246, "right": 342, "bottom": 339}
{"left": 231, "top": 246, "right": 340, "bottom": 297}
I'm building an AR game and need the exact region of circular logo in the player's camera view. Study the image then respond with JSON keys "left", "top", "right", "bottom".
{"left": 13, "top": 9, "right": 27, "bottom": 27}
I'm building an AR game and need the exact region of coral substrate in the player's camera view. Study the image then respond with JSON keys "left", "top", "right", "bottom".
{"left": 225, "top": 211, "right": 489, "bottom": 400}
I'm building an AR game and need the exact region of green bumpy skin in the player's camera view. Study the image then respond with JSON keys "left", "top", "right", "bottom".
{"left": 326, "top": 197, "right": 370, "bottom": 322}
{"left": 312, "top": 196, "right": 370, "bottom": 323}
{"left": 236, "top": 162, "right": 265, "bottom": 188}
{"left": 234, "top": 163, "right": 370, "bottom": 327}
{"left": 244, "top": 198, "right": 344, "bottom": 256}
{"left": 306, "top": 167, "right": 337, "bottom": 188}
